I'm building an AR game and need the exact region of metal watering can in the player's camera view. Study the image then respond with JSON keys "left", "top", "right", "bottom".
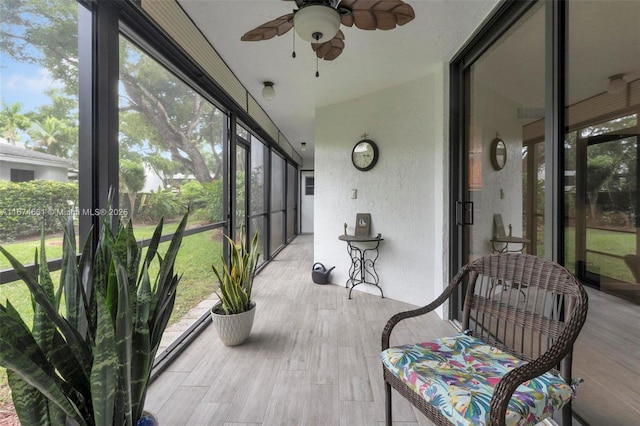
{"left": 312, "top": 262, "right": 335, "bottom": 285}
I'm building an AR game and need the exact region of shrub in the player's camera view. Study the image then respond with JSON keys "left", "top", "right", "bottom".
{"left": 0, "top": 180, "right": 78, "bottom": 242}
{"left": 180, "top": 180, "right": 208, "bottom": 210}
{"left": 179, "top": 180, "right": 223, "bottom": 224}
{"left": 138, "top": 189, "right": 185, "bottom": 222}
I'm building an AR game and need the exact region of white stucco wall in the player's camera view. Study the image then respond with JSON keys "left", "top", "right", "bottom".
{"left": 314, "top": 67, "right": 447, "bottom": 311}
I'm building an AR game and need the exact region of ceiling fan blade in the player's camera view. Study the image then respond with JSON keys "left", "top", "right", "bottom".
{"left": 311, "top": 30, "right": 345, "bottom": 61}
{"left": 241, "top": 13, "right": 294, "bottom": 41}
{"left": 340, "top": 0, "right": 415, "bottom": 30}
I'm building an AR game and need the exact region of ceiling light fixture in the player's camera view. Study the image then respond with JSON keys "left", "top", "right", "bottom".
{"left": 293, "top": 5, "right": 341, "bottom": 44}
{"left": 301, "top": 142, "right": 307, "bottom": 152}
{"left": 606, "top": 74, "right": 627, "bottom": 94}
{"left": 262, "top": 81, "right": 275, "bottom": 100}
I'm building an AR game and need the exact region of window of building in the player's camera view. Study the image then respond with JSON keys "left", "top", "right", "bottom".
{"left": 10, "top": 169, "right": 35, "bottom": 182}
{"left": 305, "top": 176, "right": 314, "bottom": 195}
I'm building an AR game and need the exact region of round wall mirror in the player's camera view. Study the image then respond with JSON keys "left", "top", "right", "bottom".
{"left": 490, "top": 137, "right": 507, "bottom": 171}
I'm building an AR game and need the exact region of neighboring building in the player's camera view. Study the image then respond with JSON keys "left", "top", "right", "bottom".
{"left": 142, "top": 162, "right": 165, "bottom": 193}
{"left": 141, "top": 163, "right": 198, "bottom": 193}
{"left": 0, "top": 139, "right": 77, "bottom": 182}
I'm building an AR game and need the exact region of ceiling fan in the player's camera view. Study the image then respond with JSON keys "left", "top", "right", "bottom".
{"left": 241, "top": 0, "right": 416, "bottom": 63}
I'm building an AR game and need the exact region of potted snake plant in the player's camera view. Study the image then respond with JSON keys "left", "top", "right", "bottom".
{"left": 0, "top": 209, "right": 188, "bottom": 425}
{"left": 210, "top": 231, "right": 260, "bottom": 346}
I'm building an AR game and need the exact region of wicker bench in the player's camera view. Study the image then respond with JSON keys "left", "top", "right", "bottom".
{"left": 381, "top": 253, "right": 588, "bottom": 426}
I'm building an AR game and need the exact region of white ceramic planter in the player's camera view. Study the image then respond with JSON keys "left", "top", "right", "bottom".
{"left": 210, "top": 302, "right": 256, "bottom": 346}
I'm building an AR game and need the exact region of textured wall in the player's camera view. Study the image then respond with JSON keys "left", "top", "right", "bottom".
{"left": 314, "top": 69, "right": 448, "bottom": 310}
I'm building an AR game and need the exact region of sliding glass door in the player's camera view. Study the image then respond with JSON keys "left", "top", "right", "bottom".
{"left": 452, "top": 1, "right": 640, "bottom": 423}
{"left": 572, "top": 126, "right": 639, "bottom": 300}
{"left": 461, "top": 2, "right": 546, "bottom": 268}
{"left": 564, "top": 0, "right": 640, "bottom": 306}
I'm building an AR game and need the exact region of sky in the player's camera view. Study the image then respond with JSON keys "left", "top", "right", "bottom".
{"left": 0, "top": 54, "right": 64, "bottom": 112}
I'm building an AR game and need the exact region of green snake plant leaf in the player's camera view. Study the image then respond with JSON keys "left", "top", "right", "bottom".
{"left": 152, "top": 212, "right": 187, "bottom": 313}
{"left": 1, "top": 207, "right": 189, "bottom": 425}
{"left": 4, "top": 301, "right": 69, "bottom": 425}
{"left": 20, "top": 228, "right": 92, "bottom": 419}
{"left": 92, "top": 239, "right": 109, "bottom": 329}
{"left": 114, "top": 260, "right": 134, "bottom": 425}
{"left": 146, "top": 212, "right": 186, "bottom": 351}
{"left": 125, "top": 220, "right": 141, "bottom": 278}
{"left": 47, "top": 332, "right": 92, "bottom": 418}
{"left": 61, "top": 215, "right": 90, "bottom": 339}
{"left": 78, "top": 227, "right": 95, "bottom": 343}
{"left": 245, "top": 232, "right": 260, "bottom": 297}
{"left": 141, "top": 217, "right": 163, "bottom": 276}
{"left": 131, "top": 262, "right": 151, "bottom": 419}
{"left": 103, "top": 222, "right": 120, "bottom": 322}
{"left": 150, "top": 273, "right": 179, "bottom": 350}
{"left": 212, "top": 231, "right": 259, "bottom": 315}
{"left": 62, "top": 215, "right": 79, "bottom": 327}
{"left": 33, "top": 231, "right": 56, "bottom": 358}
{"left": 90, "top": 289, "right": 117, "bottom": 426}
{"left": 0, "top": 246, "right": 92, "bottom": 383}
{"left": 57, "top": 215, "right": 71, "bottom": 308}
{"left": 7, "top": 369, "right": 67, "bottom": 426}
{"left": 106, "top": 222, "right": 130, "bottom": 319}
{"left": 122, "top": 220, "right": 141, "bottom": 319}
{"left": 0, "top": 305, "right": 83, "bottom": 423}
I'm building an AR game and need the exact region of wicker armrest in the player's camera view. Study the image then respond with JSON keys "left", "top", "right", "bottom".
{"left": 488, "top": 282, "right": 589, "bottom": 425}
{"left": 381, "top": 265, "right": 469, "bottom": 350}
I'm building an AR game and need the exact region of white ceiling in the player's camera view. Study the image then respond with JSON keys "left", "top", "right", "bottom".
{"left": 176, "top": 1, "right": 640, "bottom": 162}
{"left": 178, "top": 0, "right": 499, "bottom": 161}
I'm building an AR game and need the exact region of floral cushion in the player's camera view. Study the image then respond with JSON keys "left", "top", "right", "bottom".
{"left": 381, "top": 334, "right": 573, "bottom": 426}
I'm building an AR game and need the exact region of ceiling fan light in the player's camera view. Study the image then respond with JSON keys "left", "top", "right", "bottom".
{"left": 294, "top": 5, "right": 340, "bottom": 43}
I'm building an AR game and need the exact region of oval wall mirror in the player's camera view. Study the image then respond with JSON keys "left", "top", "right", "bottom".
{"left": 490, "top": 137, "right": 507, "bottom": 171}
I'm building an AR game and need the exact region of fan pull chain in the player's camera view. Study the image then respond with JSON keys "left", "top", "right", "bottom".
{"left": 292, "top": 31, "right": 296, "bottom": 58}
{"left": 316, "top": 56, "right": 319, "bottom": 78}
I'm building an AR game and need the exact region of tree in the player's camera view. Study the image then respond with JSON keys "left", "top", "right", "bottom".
{"left": 32, "top": 88, "right": 80, "bottom": 159}
{"left": 27, "top": 116, "right": 64, "bottom": 148}
{"left": 586, "top": 155, "right": 615, "bottom": 222}
{"left": 1, "top": 0, "right": 225, "bottom": 184}
{"left": 120, "top": 160, "right": 146, "bottom": 219}
{"left": 0, "top": 102, "right": 31, "bottom": 144}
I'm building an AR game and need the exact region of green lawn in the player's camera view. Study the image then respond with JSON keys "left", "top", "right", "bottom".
{"left": 0, "top": 219, "right": 224, "bottom": 409}
{"left": 0, "top": 220, "right": 186, "bottom": 270}
{"left": 564, "top": 227, "right": 636, "bottom": 283}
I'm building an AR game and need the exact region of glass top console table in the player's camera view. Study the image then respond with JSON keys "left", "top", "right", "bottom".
{"left": 338, "top": 234, "right": 384, "bottom": 299}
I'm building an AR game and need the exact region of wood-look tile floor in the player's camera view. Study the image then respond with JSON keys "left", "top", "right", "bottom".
{"left": 572, "top": 286, "right": 640, "bottom": 426}
{"left": 147, "top": 234, "right": 639, "bottom": 426}
{"left": 146, "top": 234, "right": 453, "bottom": 425}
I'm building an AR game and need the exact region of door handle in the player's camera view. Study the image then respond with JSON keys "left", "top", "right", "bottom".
{"left": 456, "top": 201, "right": 474, "bottom": 225}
